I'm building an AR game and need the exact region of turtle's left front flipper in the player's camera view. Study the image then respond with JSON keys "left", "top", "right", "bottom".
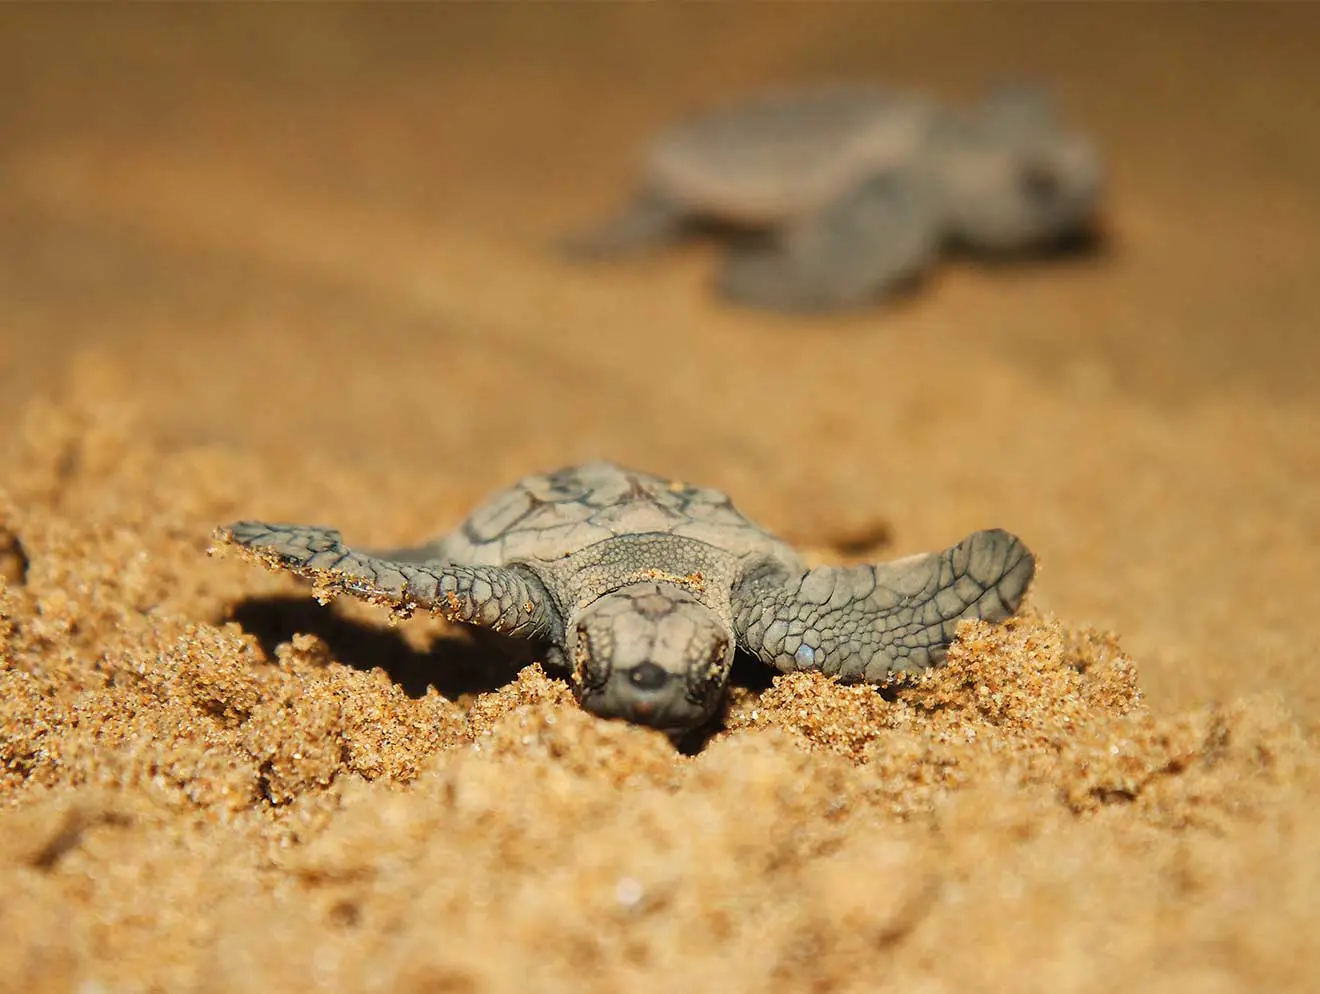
{"left": 214, "top": 521, "right": 561, "bottom": 639}
{"left": 731, "top": 529, "right": 1034, "bottom": 682}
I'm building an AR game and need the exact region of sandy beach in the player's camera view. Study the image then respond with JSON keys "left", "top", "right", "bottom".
{"left": 2, "top": 7, "right": 1318, "bottom": 992}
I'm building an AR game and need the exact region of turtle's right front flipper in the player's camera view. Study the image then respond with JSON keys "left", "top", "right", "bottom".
{"left": 214, "top": 521, "right": 561, "bottom": 639}
{"left": 717, "top": 167, "right": 940, "bottom": 312}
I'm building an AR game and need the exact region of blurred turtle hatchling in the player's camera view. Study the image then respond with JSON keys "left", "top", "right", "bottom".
{"left": 565, "top": 82, "right": 1103, "bottom": 311}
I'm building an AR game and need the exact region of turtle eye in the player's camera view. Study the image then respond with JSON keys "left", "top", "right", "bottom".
{"left": 1019, "top": 161, "right": 1061, "bottom": 201}
{"left": 685, "top": 640, "right": 730, "bottom": 709}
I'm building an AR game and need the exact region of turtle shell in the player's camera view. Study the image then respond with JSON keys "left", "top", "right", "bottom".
{"left": 643, "top": 85, "right": 935, "bottom": 225}
{"left": 433, "top": 462, "right": 801, "bottom": 572}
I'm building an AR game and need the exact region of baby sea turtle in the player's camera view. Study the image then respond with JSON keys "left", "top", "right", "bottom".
{"left": 565, "top": 82, "right": 1103, "bottom": 311}
{"left": 216, "top": 462, "right": 1035, "bottom": 735}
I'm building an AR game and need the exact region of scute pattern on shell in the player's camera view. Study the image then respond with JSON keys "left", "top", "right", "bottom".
{"left": 437, "top": 462, "right": 803, "bottom": 571}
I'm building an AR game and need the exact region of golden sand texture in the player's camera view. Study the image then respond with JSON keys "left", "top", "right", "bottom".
{"left": 1, "top": 401, "right": 1317, "bottom": 994}
{"left": 3, "top": 6, "right": 1320, "bottom": 992}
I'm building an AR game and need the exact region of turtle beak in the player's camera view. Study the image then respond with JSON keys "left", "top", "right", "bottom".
{"left": 629, "top": 699, "right": 658, "bottom": 722}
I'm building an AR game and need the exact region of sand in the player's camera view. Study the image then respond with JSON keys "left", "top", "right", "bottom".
{"left": 2, "top": 6, "right": 1319, "bottom": 993}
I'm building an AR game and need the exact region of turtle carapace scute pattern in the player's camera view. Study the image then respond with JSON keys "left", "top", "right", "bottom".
{"left": 216, "top": 462, "right": 1035, "bottom": 734}
{"left": 563, "top": 81, "right": 1104, "bottom": 312}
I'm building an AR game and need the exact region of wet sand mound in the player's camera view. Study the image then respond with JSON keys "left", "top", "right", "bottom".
{"left": 2, "top": 402, "right": 1315, "bottom": 993}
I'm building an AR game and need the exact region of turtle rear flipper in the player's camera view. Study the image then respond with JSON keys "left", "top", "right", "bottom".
{"left": 558, "top": 190, "right": 693, "bottom": 259}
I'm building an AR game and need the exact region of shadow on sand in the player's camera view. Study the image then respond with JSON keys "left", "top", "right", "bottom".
{"left": 226, "top": 595, "right": 538, "bottom": 701}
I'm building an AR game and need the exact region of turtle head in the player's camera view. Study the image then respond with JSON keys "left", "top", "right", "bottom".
{"left": 939, "top": 83, "right": 1103, "bottom": 251}
{"left": 569, "top": 582, "right": 734, "bottom": 733}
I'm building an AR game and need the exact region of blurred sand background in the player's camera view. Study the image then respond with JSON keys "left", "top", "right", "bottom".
{"left": 1, "top": 5, "right": 1318, "bottom": 992}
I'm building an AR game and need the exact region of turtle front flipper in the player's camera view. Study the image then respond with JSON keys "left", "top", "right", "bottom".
{"left": 731, "top": 529, "right": 1034, "bottom": 682}
{"left": 215, "top": 521, "right": 561, "bottom": 639}
{"left": 716, "top": 168, "right": 941, "bottom": 312}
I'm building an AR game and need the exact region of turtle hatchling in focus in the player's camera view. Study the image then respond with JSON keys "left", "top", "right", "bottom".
{"left": 215, "top": 462, "right": 1035, "bottom": 736}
